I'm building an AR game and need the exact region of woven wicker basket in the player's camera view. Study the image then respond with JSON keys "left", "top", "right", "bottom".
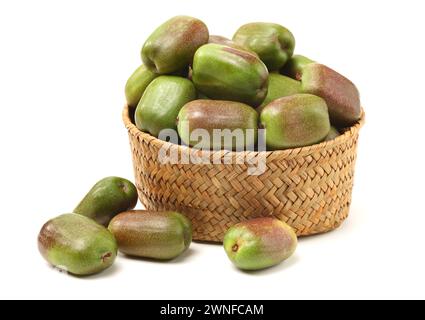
{"left": 123, "top": 105, "right": 364, "bottom": 242}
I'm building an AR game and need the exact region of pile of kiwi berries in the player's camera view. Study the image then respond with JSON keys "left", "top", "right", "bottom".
{"left": 38, "top": 177, "right": 297, "bottom": 274}
{"left": 38, "top": 16, "right": 362, "bottom": 275}
{"left": 128, "top": 16, "right": 361, "bottom": 151}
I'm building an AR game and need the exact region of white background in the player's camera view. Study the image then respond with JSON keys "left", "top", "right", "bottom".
{"left": 1, "top": 0, "right": 424, "bottom": 300}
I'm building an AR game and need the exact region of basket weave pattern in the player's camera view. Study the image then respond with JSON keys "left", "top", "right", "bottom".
{"left": 123, "top": 105, "right": 364, "bottom": 242}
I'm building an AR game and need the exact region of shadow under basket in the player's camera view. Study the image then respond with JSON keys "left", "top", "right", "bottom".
{"left": 123, "top": 105, "right": 365, "bottom": 242}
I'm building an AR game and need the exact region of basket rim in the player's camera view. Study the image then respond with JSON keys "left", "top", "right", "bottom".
{"left": 123, "top": 104, "right": 365, "bottom": 157}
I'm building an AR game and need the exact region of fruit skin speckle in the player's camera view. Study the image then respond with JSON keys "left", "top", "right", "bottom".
{"left": 38, "top": 214, "right": 117, "bottom": 276}
{"left": 74, "top": 177, "right": 138, "bottom": 227}
{"left": 223, "top": 217, "right": 298, "bottom": 271}
{"left": 192, "top": 43, "right": 269, "bottom": 107}
{"left": 135, "top": 76, "right": 197, "bottom": 137}
{"left": 302, "top": 63, "right": 361, "bottom": 127}
{"left": 233, "top": 22, "right": 296, "bottom": 71}
{"left": 260, "top": 93, "right": 331, "bottom": 150}
{"left": 177, "top": 99, "right": 258, "bottom": 150}
{"left": 108, "top": 210, "right": 192, "bottom": 260}
{"left": 141, "top": 16, "right": 209, "bottom": 75}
